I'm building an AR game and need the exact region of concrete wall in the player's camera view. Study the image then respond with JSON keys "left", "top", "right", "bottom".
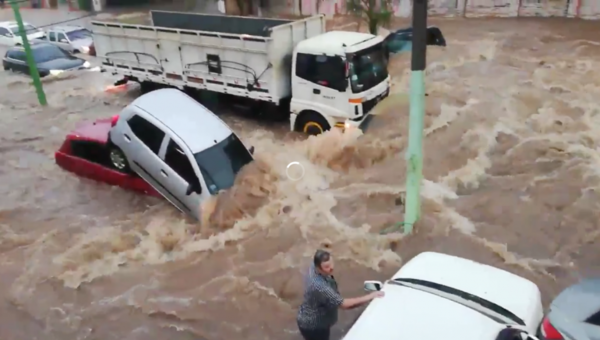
{"left": 285, "top": 0, "right": 600, "bottom": 19}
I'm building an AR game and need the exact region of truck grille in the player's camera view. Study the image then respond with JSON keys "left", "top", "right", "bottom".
{"left": 362, "top": 89, "right": 389, "bottom": 114}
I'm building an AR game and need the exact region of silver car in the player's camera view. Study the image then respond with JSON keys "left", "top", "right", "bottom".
{"left": 44, "top": 25, "right": 93, "bottom": 54}
{"left": 108, "top": 88, "right": 255, "bottom": 220}
{"left": 539, "top": 278, "right": 600, "bottom": 340}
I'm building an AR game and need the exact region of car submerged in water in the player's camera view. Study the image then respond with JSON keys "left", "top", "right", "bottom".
{"left": 55, "top": 89, "right": 255, "bottom": 220}
{"left": 3, "top": 41, "right": 91, "bottom": 77}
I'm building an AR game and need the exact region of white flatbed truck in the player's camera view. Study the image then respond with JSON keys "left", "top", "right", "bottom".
{"left": 92, "top": 11, "right": 390, "bottom": 135}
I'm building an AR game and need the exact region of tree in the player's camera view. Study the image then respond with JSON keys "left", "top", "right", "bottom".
{"left": 346, "top": 0, "right": 393, "bottom": 35}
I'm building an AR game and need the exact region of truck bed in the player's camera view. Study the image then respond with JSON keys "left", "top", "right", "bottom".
{"left": 92, "top": 12, "right": 326, "bottom": 104}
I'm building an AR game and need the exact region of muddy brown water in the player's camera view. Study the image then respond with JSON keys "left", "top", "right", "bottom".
{"left": 1, "top": 17, "right": 600, "bottom": 340}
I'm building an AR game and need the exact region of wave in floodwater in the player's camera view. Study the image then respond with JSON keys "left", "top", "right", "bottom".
{"left": 0, "top": 17, "right": 600, "bottom": 340}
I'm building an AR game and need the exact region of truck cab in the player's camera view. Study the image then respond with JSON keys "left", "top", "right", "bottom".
{"left": 290, "top": 31, "right": 390, "bottom": 135}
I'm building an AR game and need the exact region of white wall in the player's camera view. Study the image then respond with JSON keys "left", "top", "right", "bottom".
{"left": 287, "top": 0, "right": 600, "bottom": 19}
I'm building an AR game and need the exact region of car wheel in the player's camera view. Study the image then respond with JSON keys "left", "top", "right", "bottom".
{"left": 109, "top": 146, "right": 132, "bottom": 174}
{"left": 297, "top": 111, "right": 331, "bottom": 136}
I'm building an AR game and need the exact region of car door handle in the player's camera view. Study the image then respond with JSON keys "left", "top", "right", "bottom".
{"left": 313, "top": 89, "right": 321, "bottom": 94}
{"left": 160, "top": 170, "right": 168, "bottom": 177}
{"left": 123, "top": 134, "right": 131, "bottom": 142}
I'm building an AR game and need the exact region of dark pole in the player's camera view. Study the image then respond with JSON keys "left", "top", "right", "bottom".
{"left": 402, "top": 0, "right": 427, "bottom": 234}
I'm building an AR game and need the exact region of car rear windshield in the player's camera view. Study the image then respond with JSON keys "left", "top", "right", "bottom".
{"left": 193, "top": 133, "right": 253, "bottom": 195}
{"left": 33, "top": 45, "right": 71, "bottom": 63}
{"left": 391, "top": 278, "right": 525, "bottom": 326}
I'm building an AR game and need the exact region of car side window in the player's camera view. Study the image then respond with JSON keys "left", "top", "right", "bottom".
{"left": 0, "top": 27, "right": 10, "bottom": 37}
{"left": 57, "top": 33, "right": 67, "bottom": 42}
{"left": 164, "top": 139, "right": 201, "bottom": 190}
{"left": 295, "top": 53, "right": 345, "bottom": 91}
{"left": 587, "top": 310, "right": 600, "bottom": 326}
{"left": 48, "top": 31, "right": 56, "bottom": 41}
{"left": 127, "top": 115, "right": 165, "bottom": 154}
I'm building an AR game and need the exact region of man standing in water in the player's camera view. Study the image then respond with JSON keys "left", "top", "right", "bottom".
{"left": 297, "top": 249, "right": 384, "bottom": 340}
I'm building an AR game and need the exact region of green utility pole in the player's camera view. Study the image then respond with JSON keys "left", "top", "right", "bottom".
{"left": 403, "top": 0, "right": 428, "bottom": 234}
{"left": 10, "top": 0, "right": 47, "bottom": 106}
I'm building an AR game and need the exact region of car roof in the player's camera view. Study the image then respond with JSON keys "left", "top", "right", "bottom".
{"left": 343, "top": 282, "right": 505, "bottom": 340}
{"left": 550, "top": 277, "right": 600, "bottom": 321}
{"left": 0, "top": 21, "right": 34, "bottom": 28}
{"left": 131, "top": 88, "right": 232, "bottom": 153}
{"left": 393, "top": 252, "right": 540, "bottom": 325}
{"left": 52, "top": 25, "right": 86, "bottom": 32}
{"left": 8, "top": 41, "right": 51, "bottom": 52}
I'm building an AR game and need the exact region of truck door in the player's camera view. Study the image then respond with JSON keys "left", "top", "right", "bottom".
{"left": 56, "top": 32, "right": 72, "bottom": 52}
{"left": 294, "top": 53, "right": 348, "bottom": 123}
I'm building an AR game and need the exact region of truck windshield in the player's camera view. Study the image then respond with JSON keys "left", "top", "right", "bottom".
{"left": 66, "top": 29, "right": 91, "bottom": 41}
{"left": 193, "top": 133, "right": 253, "bottom": 195}
{"left": 348, "top": 42, "right": 388, "bottom": 94}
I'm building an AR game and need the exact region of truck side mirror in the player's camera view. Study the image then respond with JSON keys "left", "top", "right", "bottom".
{"left": 249, "top": 146, "right": 255, "bottom": 155}
{"left": 60, "top": 39, "right": 68, "bottom": 43}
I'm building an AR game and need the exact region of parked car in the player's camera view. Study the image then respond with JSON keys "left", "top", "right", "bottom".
{"left": 344, "top": 252, "right": 544, "bottom": 340}
{"left": 0, "top": 21, "right": 45, "bottom": 46}
{"left": 3, "top": 41, "right": 90, "bottom": 77}
{"left": 538, "top": 278, "right": 600, "bottom": 340}
{"left": 43, "top": 25, "right": 93, "bottom": 54}
{"left": 55, "top": 117, "right": 160, "bottom": 197}
{"left": 107, "top": 88, "right": 255, "bottom": 220}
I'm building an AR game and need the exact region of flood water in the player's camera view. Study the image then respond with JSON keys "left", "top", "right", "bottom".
{"left": 1, "top": 16, "right": 600, "bottom": 340}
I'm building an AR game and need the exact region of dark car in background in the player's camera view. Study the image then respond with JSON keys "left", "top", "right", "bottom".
{"left": 2, "top": 41, "right": 90, "bottom": 77}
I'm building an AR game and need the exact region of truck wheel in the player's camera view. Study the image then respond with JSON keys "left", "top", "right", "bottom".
{"left": 108, "top": 146, "right": 132, "bottom": 174}
{"left": 297, "top": 111, "right": 331, "bottom": 136}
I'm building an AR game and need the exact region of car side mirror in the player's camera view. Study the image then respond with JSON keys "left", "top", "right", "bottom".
{"left": 249, "top": 146, "right": 254, "bottom": 155}
{"left": 363, "top": 280, "right": 382, "bottom": 292}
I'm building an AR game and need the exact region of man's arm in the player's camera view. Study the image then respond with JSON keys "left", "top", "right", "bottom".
{"left": 316, "top": 283, "right": 383, "bottom": 310}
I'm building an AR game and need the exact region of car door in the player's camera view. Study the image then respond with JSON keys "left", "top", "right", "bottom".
{"left": 159, "top": 137, "right": 204, "bottom": 219}
{"left": 56, "top": 32, "right": 72, "bottom": 52}
{"left": 115, "top": 113, "right": 168, "bottom": 193}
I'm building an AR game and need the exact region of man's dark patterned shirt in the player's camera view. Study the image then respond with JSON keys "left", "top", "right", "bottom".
{"left": 297, "top": 264, "right": 344, "bottom": 330}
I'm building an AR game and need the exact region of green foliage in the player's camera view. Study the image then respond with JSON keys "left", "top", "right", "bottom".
{"left": 346, "top": 0, "right": 393, "bottom": 35}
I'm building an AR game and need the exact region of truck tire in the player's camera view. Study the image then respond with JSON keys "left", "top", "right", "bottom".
{"left": 108, "top": 145, "right": 132, "bottom": 174}
{"left": 297, "top": 111, "right": 331, "bottom": 136}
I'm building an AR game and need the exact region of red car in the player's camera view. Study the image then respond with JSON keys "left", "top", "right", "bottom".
{"left": 54, "top": 115, "right": 160, "bottom": 197}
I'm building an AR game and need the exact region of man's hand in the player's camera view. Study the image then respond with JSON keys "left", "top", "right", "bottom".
{"left": 369, "top": 291, "right": 385, "bottom": 299}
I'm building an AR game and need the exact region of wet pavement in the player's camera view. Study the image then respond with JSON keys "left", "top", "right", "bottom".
{"left": 1, "top": 8, "right": 600, "bottom": 340}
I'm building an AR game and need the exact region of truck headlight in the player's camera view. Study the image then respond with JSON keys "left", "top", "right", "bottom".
{"left": 83, "top": 61, "right": 90, "bottom": 68}
{"left": 49, "top": 70, "right": 64, "bottom": 76}
{"left": 81, "top": 46, "right": 90, "bottom": 53}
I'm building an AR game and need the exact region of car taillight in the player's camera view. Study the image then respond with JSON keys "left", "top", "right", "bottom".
{"left": 541, "top": 317, "right": 564, "bottom": 340}
{"left": 110, "top": 114, "right": 119, "bottom": 127}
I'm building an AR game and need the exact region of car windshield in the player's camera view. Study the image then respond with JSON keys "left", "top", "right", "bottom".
{"left": 390, "top": 278, "right": 525, "bottom": 326}
{"left": 10, "top": 24, "right": 39, "bottom": 35}
{"left": 33, "top": 45, "right": 70, "bottom": 63}
{"left": 193, "top": 133, "right": 253, "bottom": 195}
{"left": 66, "top": 29, "right": 91, "bottom": 41}
{"left": 348, "top": 42, "right": 388, "bottom": 94}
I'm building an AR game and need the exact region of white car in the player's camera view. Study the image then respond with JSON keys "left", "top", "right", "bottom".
{"left": 0, "top": 21, "right": 45, "bottom": 46}
{"left": 108, "top": 88, "right": 254, "bottom": 220}
{"left": 345, "top": 252, "right": 544, "bottom": 340}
